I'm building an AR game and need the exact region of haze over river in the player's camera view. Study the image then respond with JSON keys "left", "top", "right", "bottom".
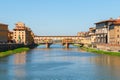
{"left": 0, "top": 45, "right": 120, "bottom": 80}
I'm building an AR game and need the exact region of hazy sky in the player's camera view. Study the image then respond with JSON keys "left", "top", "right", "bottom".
{"left": 0, "top": 0, "right": 120, "bottom": 36}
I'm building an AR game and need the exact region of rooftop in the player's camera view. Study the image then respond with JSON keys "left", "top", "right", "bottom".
{"left": 95, "top": 19, "right": 115, "bottom": 24}
{"left": 113, "top": 19, "right": 120, "bottom": 24}
{"left": 95, "top": 17, "right": 120, "bottom": 25}
{"left": 0, "top": 23, "right": 8, "bottom": 26}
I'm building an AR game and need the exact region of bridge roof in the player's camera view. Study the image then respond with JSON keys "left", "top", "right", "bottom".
{"left": 35, "top": 36, "right": 79, "bottom": 37}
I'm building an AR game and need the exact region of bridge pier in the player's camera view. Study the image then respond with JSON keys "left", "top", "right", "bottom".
{"left": 46, "top": 43, "right": 51, "bottom": 48}
{"left": 65, "top": 43, "right": 69, "bottom": 48}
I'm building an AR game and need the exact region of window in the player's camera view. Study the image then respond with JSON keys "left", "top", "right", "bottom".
{"left": 118, "top": 42, "right": 119, "bottom": 44}
{"left": 117, "top": 35, "right": 119, "bottom": 38}
{"left": 117, "top": 29, "right": 119, "bottom": 32}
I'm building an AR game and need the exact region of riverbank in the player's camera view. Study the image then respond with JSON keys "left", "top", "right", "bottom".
{"left": 0, "top": 47, "right": 30, "bottom": 58}
{"left": 80, "top": 47, "right": 120, "bottom": 56}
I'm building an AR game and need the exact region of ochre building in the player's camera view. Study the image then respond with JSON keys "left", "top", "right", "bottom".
{"left": 109, "top": 19, "right": 120, "bottom": 45}
{"left": 13, "top": 22, "right": 34, "bottom": 44}
{"left": 0, "top": 23, "right": 8, "bottom": 43}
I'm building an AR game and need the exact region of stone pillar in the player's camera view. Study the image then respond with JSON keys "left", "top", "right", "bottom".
{"left": 46, "top": 43, "right": 50, "bottom": 48}
{"left": 65, "top": 43, "right": 69, "bottom": 48}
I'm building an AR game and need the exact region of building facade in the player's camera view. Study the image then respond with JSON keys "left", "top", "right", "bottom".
{"left": 13, "top": 22, "right": 34, "bottom": 44}
{"left": 8, "top": 31, "right": 13, "bottom": 43}
{"left": 109, "top": 19, "right": 120, "bottom": 45}
{"left": 89, "top": 27, "right": 96, "bottom": 44}
{"left": 77, "top": 32, "right": 91, "bottom": 45}
{"left": 95, "top": 18, "right": 115, "bottom": 44}
{"left": 0, "top": 23, "right": 8, "bottom": 43}
{"left": 77, "top": 32, "right": 89, "bottom": 37}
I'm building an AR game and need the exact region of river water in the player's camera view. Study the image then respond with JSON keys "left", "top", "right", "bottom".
{"left": 0, "top": 45, "right": 120, "bottom": 80}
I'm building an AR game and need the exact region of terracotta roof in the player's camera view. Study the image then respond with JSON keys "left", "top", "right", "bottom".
{"left": 95, "top": 19, "right": 116, "bottom": 24}
{"left": 95, "top": 18, "right": 120, "bottom": 25}
{"left": 111, "top": 19, "right": 120, "bottom": 25}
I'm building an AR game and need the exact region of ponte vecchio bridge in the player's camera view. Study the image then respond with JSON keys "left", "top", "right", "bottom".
{"left": 34, "top": 36, "right": 84, "bottom": 48}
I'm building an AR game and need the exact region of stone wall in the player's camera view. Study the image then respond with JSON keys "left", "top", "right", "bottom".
{"left": 0, "top": 43, "right": 24, "bottom": 52}
{"left": 0, "top": 43, "right": 37, "bottom": 52}
{"left": 96, "top": 44, "right": 120, "bottom": 52}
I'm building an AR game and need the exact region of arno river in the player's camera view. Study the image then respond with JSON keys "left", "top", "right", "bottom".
{"left": 0, "top": 45, "right": 120, "bottom": 80}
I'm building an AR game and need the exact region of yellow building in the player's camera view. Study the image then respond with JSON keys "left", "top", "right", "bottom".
{"left": 0, "top": 23, "right": 8, "bottom": 43}
{"left": 13, "top": 22, "right": 34, "bottom": 44}
{"left": 77, "top": 32, "right": 89, "bottom": 37}
{"left": 80, "top": 37, "right": 91, "bottom": 45}
{"left": 77, "top": 31, "right": 91, "bottom": 45}
{"left": 89, "top": 27, "right": 96, "bottom": 44}
{"left": 8, "top": 31, "right": 13, "bottom": 43}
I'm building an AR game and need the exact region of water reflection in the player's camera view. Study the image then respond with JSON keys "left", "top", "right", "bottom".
{"left": 14, "top": 51, "right": 27, "bottom": 65}
{"left": 6, "top": 52, "right": 27, "bottom": 80}
{"left": 90, "top": 55, "right": 120, "bottom": 68}
{"left": 89, "top": 55, "right": 120, "bottom": 79}
{"left": 0, "top": 45, "right": 120, "bottom": 80}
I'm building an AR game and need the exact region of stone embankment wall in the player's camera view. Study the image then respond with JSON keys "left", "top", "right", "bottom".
{"left": 96, "top": 44, "right": 120, "bottom": 52}
{"left": 0, "top": 43, "right": 24, "bottom": 52}
{"left": 0, "top": 43, "right": 37, "bottom": 52}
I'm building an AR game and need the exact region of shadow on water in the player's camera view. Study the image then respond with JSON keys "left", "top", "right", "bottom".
{"left": 37, "top": 44, "right": 77, "bottom": 49}
{"left": 34, "top": 45, "right": 97, "bottom": 58}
